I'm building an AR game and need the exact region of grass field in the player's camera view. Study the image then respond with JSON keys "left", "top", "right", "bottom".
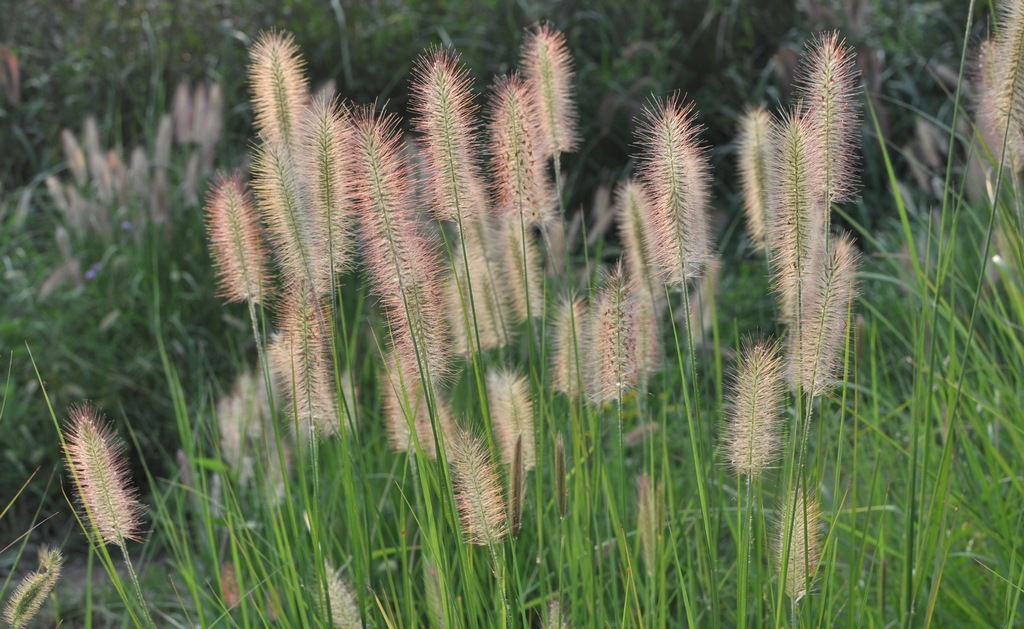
{"left": 2, "top": 1, "right": 1023, "bottom": 627}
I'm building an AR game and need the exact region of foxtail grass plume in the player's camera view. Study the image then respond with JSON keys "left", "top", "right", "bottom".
{"left": 449, "top": 425, "right": 508, "bottom": 546}
{"left": 589, "top": 263, "right": 640, "bottom": 403}
{"left": 217, "top": 367, "right": 273, "bottom": 479}
{"left": 410, "top": 48, "right": 489, "bottom": 221}
{"left": 769, "top": 111, "right": 826, "bottom": 325}
{"left": 252, "top": 138, "right": 331, "bottom": 296}
{"left": 3, "top": 546, "right": 63, "bottom": 629}
{"left": 268, "top": 286, "right": 338, "bottom": 437}
{"left": 487, "top": 368, "right": 536, "bottom": 469}
{"left": 521, "top": 23, "right": 579, "bottom": 157}
{"left": 977, "top": 1, "right": 1024, "bottom": 172}
{"left": 776, "top": 490, "right": 823, "bottom": 600}
{"left": 636, "top": 472, "right": 664, "bottom": 577}
{"left": 381, "top": 352, "right": 455, "bottom": 459}
{"left": 204, "top": 175, "right": 271, "bottom": 304}
{"left": 447, "top": 218, "right": 512, "bottom": 355}
{"left": 249, "top": 31, "right": 309, "bottom": 151}
{"left": 350, "top": 107, "right": 452, "bottom": 386}
{"left": 424, "top": 560, "right": 446, "bottom": 629}
{"left": 790, "top": 233, "right": 859, "bottom": 396}
{"left": 550, "top": 293, "right": 587, "bottom": 397}
{"left": 636, "top": 95, "right": 712, "bottom": 286}
{"left": 736, "top": 106, "right": 773, "bottom": 251}
{"left": 722, "top": 339, "right": 787, "bottom": 478}
{"left": 489, "top": 74, "right": 556, "bottom": 226}
{"left": 796, "top": 31, "right": 860, "bottom": 205}
{"left": 320, "top": 560, "right": 362, "bottom": 628}
{"left": 298, "top": 95, "right": 355, "bottom": 276}
{"left": 548, "top": 599, "right": 570, "bottom": 629}
{"left": 501, "top": 213, "right": 544, "bottom": 321}
{"left": 615, "top": 178, "right": 658, "bottom": 296}
{"left": 64, "top": 404, "right": 145, "bottom": 546}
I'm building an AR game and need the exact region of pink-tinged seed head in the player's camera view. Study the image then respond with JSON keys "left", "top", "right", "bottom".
{"left": 521, "top": 23, "right": 579, "bottom": 156}
{"left": 64, "top": 404, "right": 145, "bottom": 546}
{"left": 249, "top": 31, "right": 309, "bottom": 151}
{"left": 204, "top": 174, "right": 272, "bottom": 305}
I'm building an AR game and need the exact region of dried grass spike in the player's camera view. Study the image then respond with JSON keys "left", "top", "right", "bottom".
{"left": 410, "top": 48, "right": 489, "bottom": 221}
{"left": 205, "top": 175, "right": 271, "bottom": 304}
{"left": 249, "top": 31, "right": 309, "bottom": 150}
{"left": 298, "top": 95, "right": 355, "bottom": 276}
{"left": 768, "top": 111, "right": 827, "bottom": 325}
{"left": 791, "top": 232, "right": 859, "bottom": 396}
{"left": 797, "top": 31, "right": 861, "bottom": 204}
{"left": 522, "top": 23, "right": 579, "bottom": 156}
{"left": 589, "top": 263, "right": 640, "bottom": 403}
{"left": 268, "top": 286, "right": 338, "bottom": 438}
{"left": 487, "top": 368, "right": 536, "bottom": 469}
{"left": 776, "top": 490, "right": 823, "bottom": 600}
{"left": 722, "top": 339, "right": 787, "bottom": 478}
{"left": 321, "top": 560, "right": 362, "bottom": 628}
{"left": 253, "top": 138, "right": 330, "bottom": 296}
{"left": 351, "top": 107, "right": 452, "bottom": 386}
{"left": 636, "top": 472, "right": 664, "bottom": 576}
{"left": 551, "top": 293, "right": 587, "bottom": 397}
{"left": 3, "top": 546, "right": 63, "bottom": 629}
{"left": 64, "top": 404, "right": 145, "bottom": 546}
{"left": 449, "top": 425, "right": 508, "bottom": 545}
{"left": 636, "top": 95, "right": 712, "bottom": 286}
{"left": 615, "top": 178, "right": 658, "bottom": 295}
{"left": 489, "top": 74, "right": 556, "bottom": 226}
{"left": 736, "top": 107, "right": 774, "bottom": 250}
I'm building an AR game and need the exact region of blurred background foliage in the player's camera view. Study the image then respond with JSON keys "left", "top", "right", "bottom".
{"left": 0, "top": 0, "right": 983, "bottom": 536}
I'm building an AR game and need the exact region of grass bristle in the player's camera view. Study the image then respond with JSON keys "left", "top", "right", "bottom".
{"left": 722, "top": 339, "right": 787, "bottom": 478}
{"left": 635, "top": 94, "right": 712, "bottom": 286}
{"left": 2, "top": 546, "right": 63, "bottom": 629}
{"left": 736, "top": 106, "right": 774, "bottom": 251}
{"left": 64, "top": 404, "right": 145, "bottom": 546}
{"left": 449, "top": 425, "right": 508, "bottom": 546}
{"left": 410, "top": 47, "right": 489, "bottom": 221}
{"left": 249, "top": 31, "right": 309, "bottom": 150}
{"left": 521, "top": 23, "right": 579, "bottom": 157}
{"left": 487, "top": 368, "right": 536, "bottom": 469}
{"left": 204, "top": 174, "right": 271, "bottom": 304}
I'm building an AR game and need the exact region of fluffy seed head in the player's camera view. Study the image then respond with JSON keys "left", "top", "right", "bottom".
{"left": 615, "top": 178, "right": 659, "bottom": 295}
{"left": 410, "top": 48, "right": 489, "bottom": 221}
{"left": 550, "top": 293, "right": 587, "bottom": 397}
{"left": 3, "top": 546, "right": 63, "bottom": 629}
{"left": 449, "top": 425, "right": 508, "bottom": 546}
{"left": 252, "top": 138, "right": 331, "bottom": 296}
{"left": 978, "top": 2, "right": 1024, "bottom": 172}
{"left": 736, "top": 106, "right": 774, "bottom": 251}
{"left": 722, "top": 339, "right": 787, "bottom": 478}
{"left": 636, "top": 472, "right": 664, "bottom": 576}
{"left": 521, "top": 23, "right": 579, "bottom": 156}
{"left": 249, "top": 31, "right": 309, "bottom": 150}
{"left": 489, "top": 74, "right": 556, "bottom": 226}
{"left": 217, "top": 367, "right": 273, "bottom": 477}
{"left": 790, "top": 233, "right": 859, "bottom": 396}
{"left": 548, "top": 599, "right": 570, "bottom": 629}
{"left": 350, "top": 107, "right": 452, "bottom": 386}
{"left": 501, "top": 213, "right": 544, "bottom": 321}
{"left": 768, "top": 111, "right": 827, "bottom": 325}
{"left": 64, "top": 404, "right": 145, "bottom": 546}
{"left": 380, "top": 351, "right": 455, "bottom": 459}
{"left": 589, "top": 263, "right": 640, "bottom": 403}
{"left": 636, "top": 95, "right": 712, "bottom": 285}
{"left": 268, "top": 286, "right": 338, "bottom": 438}
{"left": 796, "top": 31, "right": 861, "bottom": 204}
{"left": 205, "top": 175, "right": 271, "bottom": 304}
{"left": 321, "top": 560, "right": 362, "bottom": 628}
{"left": 776, "top": 490, "right": 823, "bottom": 600}
{"left": 487, "top": 368, "right": 536, "bottom": 469}
{"left": 297, "top": 95, "right": 355, "bottom": 276}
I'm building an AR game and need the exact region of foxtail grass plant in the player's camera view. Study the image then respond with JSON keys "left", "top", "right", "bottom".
{"left": 26, "top": 7, "right": 1024, "bottom": 627}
